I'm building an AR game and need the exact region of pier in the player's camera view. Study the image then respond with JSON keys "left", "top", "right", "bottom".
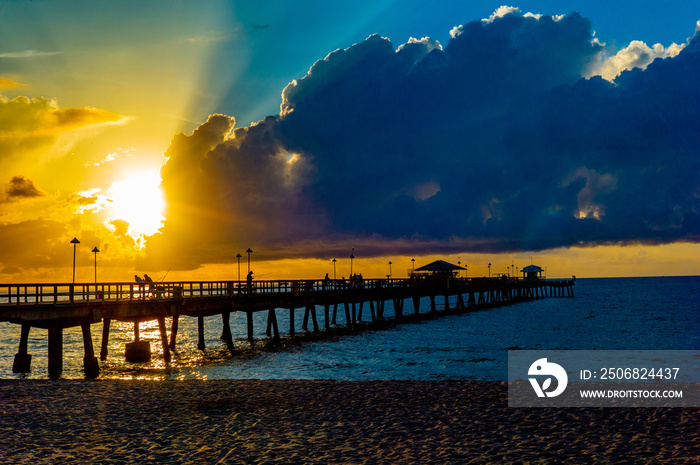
{"left": 0, "top": 276, "right": 574, "bottom": 378}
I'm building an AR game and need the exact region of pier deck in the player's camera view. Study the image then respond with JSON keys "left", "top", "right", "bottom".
{"left": 1, "top": 277, "right": 574, "bottom": 378}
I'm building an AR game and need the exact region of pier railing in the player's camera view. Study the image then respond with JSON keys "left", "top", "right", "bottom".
{"left": 0, "top": 276, "right": 571, "bottom": 308}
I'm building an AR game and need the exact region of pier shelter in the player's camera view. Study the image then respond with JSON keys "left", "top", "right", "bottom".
{"left": 411, "top": 260, "right": 465, "bottom": 278}
{"left": 521, "top": 264, "right": 544, "bottom": 282}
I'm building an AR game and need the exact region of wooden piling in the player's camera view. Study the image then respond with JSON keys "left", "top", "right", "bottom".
{"left": 266, "top": 311, "right": 273, "bottom": 336}
{"left": 344, "top": 302, "right": 352, "bottom": 328}
{"left": 81, "top": 323, "right": 100, "bottom": 378}
{"left": 268, "top": 307, "right": 280, "bottom": 344}
{"left": 100, "top": 318, "right": 110, "bottom": 361}
{"left": 246, "top": 311, "right": 254, "bottom": 342}
{"left": 47, "top": 327, "right": 63, "bottom": 378}
{"left": 393, "top": 298, "right": 404, "bottom": 319}
{"left": 125, "top": 321, "right": 151, "bottom": 363}
{"left": 158, "top": 317, "right": 171, "bottom": 363}
{"left": 169, "top": 314, "right": 179, "bottom": 350}
{"left": 197, "top": 316, "right": 206, "bottom": 350}
{"left": 308, "top": 305, "right": 320, "bottom": 334}
{"left": 12, "top": 324, "right": 32, "bottom": 373}
{"left": 289, "top": 308, "right": 296, "bottom": 336}
{"left": 302, "top": 306, "right": 310, "bottom": 331}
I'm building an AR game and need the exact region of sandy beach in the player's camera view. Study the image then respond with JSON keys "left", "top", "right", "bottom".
{"left": 0, "top": 380, "right": 697, "bottom": 464}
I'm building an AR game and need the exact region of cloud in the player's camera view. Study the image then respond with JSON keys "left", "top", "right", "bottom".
{"left": 3, "top": 176, "right": 44, "bottom": 201}
{"left": 0, "top": 95, "right": 129, "bottom": 160}
{"left": 589, "top": 40, "right": 685, "bottom": 81}
{"left": 0, "top": 50, "right": 62, "bottom": 59}
{"left": 0, "top": 78, "right": 27, "bottom": 89}
{"left": 149, "top": 8, "right": 700, "bottom": 267}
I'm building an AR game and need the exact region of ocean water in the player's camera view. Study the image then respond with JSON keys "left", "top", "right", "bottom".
{"left": 0, "top": 277, "right": 698, "bottom": 380}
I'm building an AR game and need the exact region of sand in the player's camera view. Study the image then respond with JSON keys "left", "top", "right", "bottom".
{"left": 0, "top": 380, "right": 697, "bottom": 464}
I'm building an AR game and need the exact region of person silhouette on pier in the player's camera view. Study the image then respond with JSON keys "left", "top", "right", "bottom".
{"left": 135, "top": 275, "right": 144, "bottom": 298}
{"left": 143, "top": 274, "right": 154, "bottom": 298}
{"left": 247, "top": 270, "right": 254, "bottom": 294}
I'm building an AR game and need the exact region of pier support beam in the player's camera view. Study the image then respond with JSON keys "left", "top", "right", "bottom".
{"left": 100, "top": 318, "right": 110, "bottom": 361}
{"left": 125, "top": 322, "right": 151, "bottom": 363}
{"left": 221, "top": 312, "right": 234, "bottom": 351}
{"left": 302, "top": 307, "right": 310, "bottom": 331}
{"left": 12, "top": 324, "right": 32, "bottom": 373}
{"left": 197, "top": 316, "right": 206, "bottom": 350}
{"left": 412, "top": 296, "right": 421, "bottom": 315}
{"left": 81, "top": 323, "right": 100, "bottom": 378}
{"left": 158, "top": 317, "right": 171, "bottom": 363}
{"left": 47, "top": 327, "right": 63, "bottom": 378}
{"left": 169, "top": 315, "right": 179, "bottom": 350}
{"left": 246, "top": 311, "right": 254, "bottom": 343}
{"left": 344, "top": 302, "right": 352, "bottom": 328}
{"left": 393, "top": 298, "right": 404, "bottom": 320}
{"left": 268, "top": 307, "right": 280, "bottom": 344}
{"left": 289, "top": 308, "right": 296, "bottom": 336}
{"left": 308, "top": 305, "right": 320, "bottom": 334}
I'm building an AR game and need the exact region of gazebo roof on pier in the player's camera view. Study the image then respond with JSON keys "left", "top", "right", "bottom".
{"left": 414, "top": 260, "right": 466, "bottom": 272}
{"left": 521, "top": 265, "right": 544, "bottom": 273}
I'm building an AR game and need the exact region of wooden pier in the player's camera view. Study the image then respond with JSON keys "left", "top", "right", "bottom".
{"left": 0, "top": 276, "right": 574, "bottom": 378}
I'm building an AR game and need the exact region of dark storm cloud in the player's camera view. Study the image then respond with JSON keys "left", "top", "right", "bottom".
{"left": 152, "top": 9, "right": 700, "bottom": 265}
{"left": 4, "top": 175, "right": 44, "bottom": 201}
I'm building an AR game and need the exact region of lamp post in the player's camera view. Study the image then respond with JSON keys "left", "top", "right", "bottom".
{"left": 465, "top": 264, "right": 468, "bottom": 279}
{"left": 332, "top": 258, "right": 337, "bottom": 280}
{"left": 350, "top": 248, "right": 355, "bottom": 277}
{"left": 488, "top": 262, "right": 491, "bottom": 278}
{"left": 388, "top": 261, "right": 392, "bottom": 278}
{"left": 246, "top": 248, "right": 253, "bottom": 274}
{"left": 91, "top": 247, "right": 99, "bottom": 283}
{"left": 236, "top": 253, "right": 242, "bottom": 281}
{"left": 70, "top": 238, "right": 80, "bottom": 284}
{"left": 411, "top": 258, "right": 415, "bottom": 271}
{"left": 458, "top": 258, "right": 461, "bottom": 278}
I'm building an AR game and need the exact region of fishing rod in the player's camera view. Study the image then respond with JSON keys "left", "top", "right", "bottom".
{"left": 159, "top": 268, "right": 171, "bottom": 282}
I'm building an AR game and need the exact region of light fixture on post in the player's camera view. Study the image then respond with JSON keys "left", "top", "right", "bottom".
{"left": 91, "top": 247, "right": 99, "bottom": 284}
{"left": 236, "top": 253, "right": 242, "bottom": 281}
{"left": 388, "top": 261, "right": 392, "bottom": 278}
{"left": 350, "top": 248, "right": 355, "bottom": 277}
{"left": 488, "top": 262, "right": 491, "bottom": 278}
{"left": 246, "top": 248, "right": 253, "bottom": 274}
{"left": 332, "top": 258, "right": 337, "bottom": 280}
{"left": 70, "top": 238, "right": 80, "bottom": 284}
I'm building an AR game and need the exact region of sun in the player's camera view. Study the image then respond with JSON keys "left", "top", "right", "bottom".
{"left": 106, "top": 171, "right": 166, "bottom": 241}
